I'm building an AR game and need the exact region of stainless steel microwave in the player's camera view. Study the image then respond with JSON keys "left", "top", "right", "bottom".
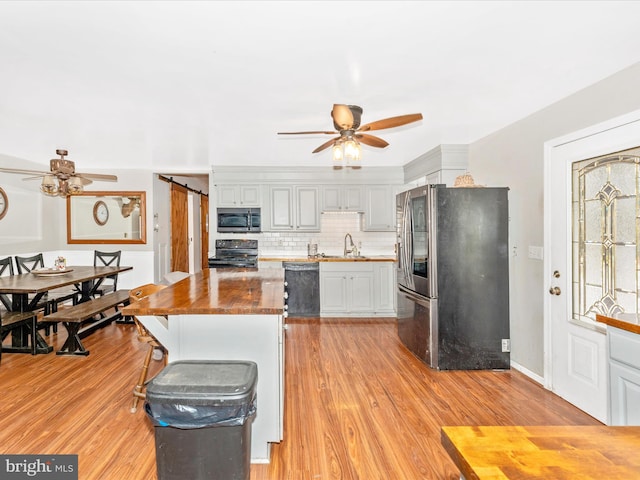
{"left": 216, "top": 208, "right": 261, "bottom": 233}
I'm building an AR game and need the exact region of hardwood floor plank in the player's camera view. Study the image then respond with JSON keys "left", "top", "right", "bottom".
{"left": 1, "top": 316, "right": 600, "bottom": 479}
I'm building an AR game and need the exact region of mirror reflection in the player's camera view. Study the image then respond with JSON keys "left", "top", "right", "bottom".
{"left": 67, "top": 191, "right": 147, "bottom": 244}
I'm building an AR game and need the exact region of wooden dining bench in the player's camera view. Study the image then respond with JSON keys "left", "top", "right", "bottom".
{"left": 41, "top": 290, "right": 130, "bottom": 356}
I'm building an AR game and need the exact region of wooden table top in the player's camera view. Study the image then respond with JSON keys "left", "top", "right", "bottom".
{"left": 259, "top": 255, "right": 396, "bottom": 263}
{"left": 0, "top": 265, "right": 132, "bottom": 293}
{"left": 121, "top": 267, "right": 285, "bottom": 316}
{"left": 596, "top": 313, "right": 640, "bottom": 335}
{"left": 441, "top": 425, "right": 640, "bottom": 479}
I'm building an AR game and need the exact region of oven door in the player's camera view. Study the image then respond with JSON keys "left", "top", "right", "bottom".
{"left": 208, "top": 259, "right": 257, "bottom": 268}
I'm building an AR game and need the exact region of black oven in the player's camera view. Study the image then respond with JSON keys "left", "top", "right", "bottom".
{"left": 217, "top": 208, "right": 261, "bottom": 233}
{"left": 208, "top": 239, "right": 258, "bottom": 268}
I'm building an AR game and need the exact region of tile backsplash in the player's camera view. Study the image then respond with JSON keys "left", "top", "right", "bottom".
{"left": 212, "top": 212, "right": 396, "bottom": 256}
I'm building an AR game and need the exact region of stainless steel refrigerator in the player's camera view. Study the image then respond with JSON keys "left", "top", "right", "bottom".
{"left": 396, "top": 184, "right": 510, "bottom": 370}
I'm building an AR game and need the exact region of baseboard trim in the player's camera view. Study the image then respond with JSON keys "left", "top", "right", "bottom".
{"left": 511, "top": 360, "right": 545, "bottom": 386}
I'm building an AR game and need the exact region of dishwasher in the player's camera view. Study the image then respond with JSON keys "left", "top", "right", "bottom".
{"left": 283, "top": 262, "right": 320, "bottom": 317}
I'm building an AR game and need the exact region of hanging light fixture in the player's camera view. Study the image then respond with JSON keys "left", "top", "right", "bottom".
{"left": 332, "top": 132, "right": 361, "bottom": 167}
{"left": 41, "top": 174, "right": 84, "bottom": 197}
{"left": 0, "top": 149, "right": 118, "bottom": 197}
{"left": 40, "top": 175, "right": 59, "bottom": 196}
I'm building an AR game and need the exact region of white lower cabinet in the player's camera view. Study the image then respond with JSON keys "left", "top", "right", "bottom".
{"left": 608, "top": 326, "right": 640, "bottom": 425}
{"left": 320, "top": 262, "right": 395, "bottom": 317}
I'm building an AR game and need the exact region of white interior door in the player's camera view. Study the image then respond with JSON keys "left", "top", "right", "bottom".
{"left": 544, "top": 109, "right": 640, "bottom": 423}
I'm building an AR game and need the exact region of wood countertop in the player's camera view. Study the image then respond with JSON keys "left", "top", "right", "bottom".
{"left": 441, "top": 425, "right": 640, "bottom": 479}
{"left": 596, "top": 313, "right": 640, "bottom": 335}
{"left": 121, "top": 268, "right": 285, "bottom": 316}
{"left": 259, "top": 255, "right": 396, "bottom": 263}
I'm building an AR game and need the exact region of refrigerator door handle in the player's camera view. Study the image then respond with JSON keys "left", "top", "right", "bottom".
{"left": 402, "top": 192, "right": 413, "bottom": 283}
{"left": 398, "top": 284, "right": 429, "bottom": 306}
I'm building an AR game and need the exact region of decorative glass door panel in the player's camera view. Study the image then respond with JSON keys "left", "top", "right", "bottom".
{"left": 572, "top": 148, "right": 640, "bottom": 322}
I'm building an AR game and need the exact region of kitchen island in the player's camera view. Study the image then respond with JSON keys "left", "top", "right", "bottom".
{"left": 441, "top": 425, "right": 640, "bottom": 479}
{"left": 121, "top": 267, "right": 285, "bottom": 463}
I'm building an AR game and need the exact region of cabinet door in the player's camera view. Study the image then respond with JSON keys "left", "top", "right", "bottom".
{"left": 240, "top": 185, "right": 261, "bottom": 206}
{"left": 349, "top": 271, "right": 374, "bottom": 312}
{"left": 320, "top": 271, "right": 348, "bottom": 312}
{"left": 217, "top": 185, "right": 240, "bottom": 206}
{"left": 373, "top": 262, "right": 396, "bottom": 314}
{"left": 364, "top": 185, "right": 395, "bottom": 231}
{"left": 343, "top": 185, "right": 364, "bottom": 211}
{"left": 270, "top": 186, "right": 293, "bottom": 230}
{"left": 296, "top": 186, "right": 320, "bottom": 231}
{"left": 610, "top": 361, "right": 640, "bottom": 425}
{"left": 321, "top": 186, "right": 341, "bottom": 211}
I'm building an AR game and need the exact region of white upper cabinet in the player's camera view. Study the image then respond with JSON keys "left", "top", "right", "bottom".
{"left": 363, "top": 185, "right": 395, "bottom": 231}
{"left": 321, "top": 185, "right": 364, "bottom": 212}
{"left": 216, "top": 184, "right": 261, "bottom": 207}
{"left": 268, "top": 185, "right": 320, "bottom": 231}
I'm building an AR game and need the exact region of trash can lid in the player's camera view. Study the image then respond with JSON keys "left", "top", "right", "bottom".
{"left": 146, "top": 360, "right": 258, "bottom": 404}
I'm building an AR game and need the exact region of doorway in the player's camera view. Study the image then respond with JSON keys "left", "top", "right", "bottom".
{"left": 153, "top": 174, "right": 209, "bottom": 282}
{"left": 544, "top": 109, "right": 640, "bottom": 423}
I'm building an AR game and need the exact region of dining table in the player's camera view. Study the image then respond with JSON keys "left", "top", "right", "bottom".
{"left": 0, "top": 265, "right": 132, "bottom": 354}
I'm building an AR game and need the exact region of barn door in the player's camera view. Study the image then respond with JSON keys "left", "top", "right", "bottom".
{"left": 200, "top": 194, "right": 209, "bottom": 270}
{"left": 170, "top": 182, "right": 189, "bottom": 273}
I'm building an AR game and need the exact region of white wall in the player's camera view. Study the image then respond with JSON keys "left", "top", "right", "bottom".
{"left": 469, "top": 61, "right": 640, "bottom": 376}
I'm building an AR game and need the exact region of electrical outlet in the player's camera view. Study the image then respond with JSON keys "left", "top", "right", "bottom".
{"left": 502, "top": 339, "right": 511, "bottom": 353}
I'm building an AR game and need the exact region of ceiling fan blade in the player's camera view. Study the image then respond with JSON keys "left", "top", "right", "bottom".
{"left": 358, "top": 113, "right": 423, "bottom": 132}
{"left": 0, "top": 167, "right": 50, "bottom": 176}
{"left": 355, "top": 133, "right": 389, "bottom": 149}
{"left": 76, "top": 172, "right": 118, "bottom": 182}
{"left": 312, "top": 137, "right": 340, "bottom": 154}
{"left": 331, "top": 104, "right": 355, "bottom": 130}
{"left": 74, "top": 176, "right": 93, "bottom": 186}
{"left": 278, "top": 130, "right": 337, "bottom": 135}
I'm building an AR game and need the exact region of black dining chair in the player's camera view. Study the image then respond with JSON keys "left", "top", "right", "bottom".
{"left": 93, "top": 250, "right": 121, "bottom": 297}
{"left": 0, "top": 256, "right": 14, "bottom": 311}
{"left": 14, "top": 253, "right": 45, "bottom": 275}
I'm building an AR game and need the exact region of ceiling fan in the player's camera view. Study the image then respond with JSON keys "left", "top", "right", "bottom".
{"left": 277, "top": 104, "right": 423, "bottom": 158}
{"left": 0, "top": 149, "right": 117, "bottom": 196}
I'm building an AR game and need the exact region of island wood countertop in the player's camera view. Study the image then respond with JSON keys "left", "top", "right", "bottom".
{"left": 441, "top": 425, "right": 640, "bottom": 479}
{"left": 596, "top": 313, "right": 640, "bottom": 335}
{"left": 121, "top": 267, "right": 285, "bottom": 316}
{"left": 259, "top": 255, "right": 396, "bottom": 263}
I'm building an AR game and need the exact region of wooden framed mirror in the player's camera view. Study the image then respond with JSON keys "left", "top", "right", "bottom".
{"left": 67, "top": 191, "right": 147, "bottom": 244}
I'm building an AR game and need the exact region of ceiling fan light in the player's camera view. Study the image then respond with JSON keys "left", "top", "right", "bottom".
{"left": 40, "top": 175, "right": 58, "bottom": 196}
{"left": 332, "top": 140, "right": 344, "bottom": 162}
{"left": 67, "top": 176, "right": 84, "bottom": 195}
{"left": 344, "top": 138, "right": 361, "bottom": 163}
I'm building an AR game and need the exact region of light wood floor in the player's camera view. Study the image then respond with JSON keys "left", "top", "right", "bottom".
{"left": 0, "top": 317, "right": 600, "bottom": 479}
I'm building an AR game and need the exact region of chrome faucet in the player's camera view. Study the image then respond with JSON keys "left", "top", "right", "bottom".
{"left": 344, "top": 233, "right": 356, "bottom": 257}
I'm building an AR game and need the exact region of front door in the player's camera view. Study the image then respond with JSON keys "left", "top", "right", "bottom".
{"left": 544, "top": 109, "right": 640, "bottom": 423}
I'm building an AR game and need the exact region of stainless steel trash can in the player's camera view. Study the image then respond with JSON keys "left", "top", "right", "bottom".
{"left": 145, "top": 360, "right": 258, "bottom": 480}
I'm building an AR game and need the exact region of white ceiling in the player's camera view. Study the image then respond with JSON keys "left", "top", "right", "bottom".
{"left": 1, "top": 1, "right": 640, "bottom": 172}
